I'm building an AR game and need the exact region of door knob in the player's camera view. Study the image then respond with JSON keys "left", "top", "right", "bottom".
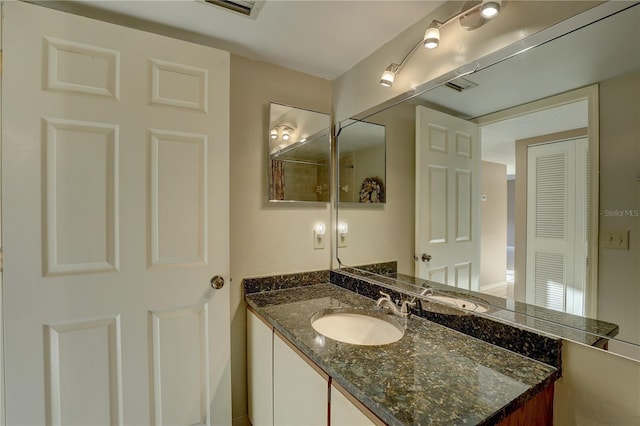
{"left": 210, "top": 275, "right": 225, "bottom": 290}
{"left": 421, "top": 253, "right": 432, "bottom": 263}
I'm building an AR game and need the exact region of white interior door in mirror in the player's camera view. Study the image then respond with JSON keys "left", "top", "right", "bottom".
{"left": 415, "top": 106, "right": 480, "bottom": 291}
{"left": 2, "top": 2, "right": 231, "bottom": 424}
{"left": 526, "top": 138, "right": 588, "bottom": 315}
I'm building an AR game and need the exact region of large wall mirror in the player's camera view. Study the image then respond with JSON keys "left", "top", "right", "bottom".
{"left": 268, "top": 102, "right": 330, "bottom": 202}
{"left": 336, "top": 3, "right": 640, "bottom": 360}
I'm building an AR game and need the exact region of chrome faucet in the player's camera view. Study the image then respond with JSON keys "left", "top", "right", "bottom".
{"left": 376, "top": 291, "right": 415, "bottom": 318}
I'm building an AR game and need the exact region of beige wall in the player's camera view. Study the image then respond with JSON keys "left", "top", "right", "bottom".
{"left": 354, "top": 144, "right": 386, "bottom": 195}
{"left": 480, "top": 161, "right": 507, "bottom": 287}
{"left": 229, "top": 55, "right": 331, "bottom": 424}
{"left": 554, "top": 340, "right": 640, "bottom": 425}
{"left": 598, "top": 71, "right": 640, "bottom": 358}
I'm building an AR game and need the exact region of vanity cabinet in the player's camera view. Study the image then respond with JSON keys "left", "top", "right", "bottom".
{"left": 247, "top": 309, "right": 380, "bottom": 426}
{"left": 247, "top": 289, "right": 557, "bottom": 426}
{"left": 331, "top": 383, "right": 378, "bottom": 426}
{"left": 247, "top": 309, "right": 328, "bottom": 426}
{"left": 247, "top": 309, "right": 273, "bottom": 425}
{"left": 273, "top": 332, "right": 328, "bottom": 425}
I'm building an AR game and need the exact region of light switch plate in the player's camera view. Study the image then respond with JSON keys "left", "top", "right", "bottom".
{"left": 604, "top": 230, "right": 629, "bottom": 250}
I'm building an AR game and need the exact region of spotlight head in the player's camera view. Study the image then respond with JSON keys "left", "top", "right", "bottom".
{"left": 480, "top": 0, "right": 501, "bottom": 18}
{"left": 380, "top": 64, "right": 399, "bottom": 88}
{"left": 424, "top": 22, "right": 440, "bottom": 49}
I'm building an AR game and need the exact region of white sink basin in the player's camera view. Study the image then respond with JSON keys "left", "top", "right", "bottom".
{"left": 428, "top": 295, "right": 489, "bottom": 313}
{"left": 311, "top": 308, "right": 404, "bottom": 346}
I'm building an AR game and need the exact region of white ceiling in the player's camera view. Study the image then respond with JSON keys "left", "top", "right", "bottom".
{"left": 480, "top": 101, "right": 588, "bottom": 175}
{"left": 63, "top": 0, "right": 445, "bottom": 80}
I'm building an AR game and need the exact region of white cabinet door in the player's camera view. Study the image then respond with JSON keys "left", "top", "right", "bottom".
{"left": 330, "top": 384, "right": 377, "bottom": 426}
{"left": 247, "top": 310, "right": 273, "bottom": 426}
{"left": 2, "top": 2, "right": 231, "bottom": 424}
{"left": 273, "top": 332, "right": 328, "bottom": 425}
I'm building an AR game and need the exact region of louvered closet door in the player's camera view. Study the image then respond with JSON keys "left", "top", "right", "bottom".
{"left": 2, "top": 2, "right": 231, "bottom": 424}
{"left": 526, "top": 138, "right": 588, "bottom": 315}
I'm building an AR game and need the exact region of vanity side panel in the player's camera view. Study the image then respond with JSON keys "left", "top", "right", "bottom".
{"left": 247, "top": 310, "right": 273, "bottom": 426}
{"left": 554, "top": 340, "right": 640, "bottom": 425}
{"left": 496, "top": 384, "right": 554, "bottom": 426}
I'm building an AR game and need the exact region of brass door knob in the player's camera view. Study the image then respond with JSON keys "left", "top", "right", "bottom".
{"left": 210, "top": 275, "right": 225, "bottom": 290}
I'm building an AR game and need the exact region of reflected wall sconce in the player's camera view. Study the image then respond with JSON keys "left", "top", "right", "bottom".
{"left": 379, "top": 0, "right": 502, "bottom": 87}
{"left": 314, "top": 223, "right": 326, "bottom": 249}
{"left": 337, "top": 222, "right": 348, "bottom": 248}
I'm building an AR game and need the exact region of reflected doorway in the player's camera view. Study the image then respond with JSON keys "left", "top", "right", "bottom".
{"left": 477, "top": 86, "right": 598, "bottom": 317}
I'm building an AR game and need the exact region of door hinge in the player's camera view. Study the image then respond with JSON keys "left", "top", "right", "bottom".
{"left": 0, "top": 50, "right": 3, "bottom": 76}
{"left": 0, "top": 248, "right": 3, "bottom": 272}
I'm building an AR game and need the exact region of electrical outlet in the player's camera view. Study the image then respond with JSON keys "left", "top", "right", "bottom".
{"left": 604, "top": 230, "right": 629, "bottom": 250}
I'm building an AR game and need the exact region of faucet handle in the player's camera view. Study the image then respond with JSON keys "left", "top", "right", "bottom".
{"left": 376, "top": 291, "right": 393, "bottom": 308}
{"left": 378, "top": 291, "right": 391, "bottom": 301}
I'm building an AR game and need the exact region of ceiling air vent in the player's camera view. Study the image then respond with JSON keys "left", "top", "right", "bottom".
{"left": 445, "top": 77, "right": 479, "bottom": 93}
{"left": 201, "top": 0, "right": 264, "bottom": 19}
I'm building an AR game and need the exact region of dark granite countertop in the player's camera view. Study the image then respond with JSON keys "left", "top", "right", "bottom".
{"left": 246, "top": 283, "right": 559, "bottom": 426}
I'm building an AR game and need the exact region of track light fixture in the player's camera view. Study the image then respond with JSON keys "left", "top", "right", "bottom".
{"left": 269, "top": 125, "right": 295, "bottom": 142}
{"left": 380, "top": 0, "right": 502, "bottom": 87}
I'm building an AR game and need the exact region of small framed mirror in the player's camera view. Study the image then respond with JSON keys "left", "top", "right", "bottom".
{"left": 268, "top": 102, "right": 330, "bottom": 203}
{"left": 337, "top": 120, "right": 386, "bottom": 204}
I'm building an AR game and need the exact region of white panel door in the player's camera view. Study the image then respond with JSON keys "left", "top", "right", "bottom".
{"left": 526, "top": 138, "right": 588, "bottom": 315}
{"left": 2, "top": 2, "right": 231, "bottom": 425}
{"left": 415, "top": 106, "right": 481, "bottom": 291}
